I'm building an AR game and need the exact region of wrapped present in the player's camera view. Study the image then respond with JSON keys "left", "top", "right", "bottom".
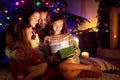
{"left": 57, "top": 46, "right": 75, "bottom": 59}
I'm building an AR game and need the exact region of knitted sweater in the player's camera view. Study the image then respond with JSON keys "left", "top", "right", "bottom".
{"left": 44, "top": 33, "right": 80, "bottom": 64}
{"left": 5, "top": 32, "right": 45, "bottom": 61}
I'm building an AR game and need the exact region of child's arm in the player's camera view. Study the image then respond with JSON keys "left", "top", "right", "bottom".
{"left": 5, "top": 41, "right": 26, "bottom": 60}
{"left": 43, "top": 36, "right": 52, "bottom": 62}
{"left": 73, "top": 47, "right": 81, "bottom": 57}
{"left": 5, "top": 47, "right": 17, "bottom": 60}
{"left": 69, "top": 34, "right": 80, "bottom": 57}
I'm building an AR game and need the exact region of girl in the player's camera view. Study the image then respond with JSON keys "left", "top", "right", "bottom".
{"left": 44, "top": 13, "right": 101, "bottom": 80}
{"left": 5, "top": 7, "right": 47, "bottom": 80}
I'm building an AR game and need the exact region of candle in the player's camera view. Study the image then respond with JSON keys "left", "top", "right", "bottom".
{"left": 81, "top": 52, "right": 89, "bottom": 58}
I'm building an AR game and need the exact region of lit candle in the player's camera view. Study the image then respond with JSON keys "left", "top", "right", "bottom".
{"left": 81, "top": 52, "right": 89, "bottom": 58}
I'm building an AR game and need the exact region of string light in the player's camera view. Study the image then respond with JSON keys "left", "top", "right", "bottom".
{"left": 57, "top": 8, "right": 60, "bottom": 11}
{"left": 0, "top": 0, "right": 67, "bottom": 29}
{"left": 15, "top": 2, "right": 19, "bottom": 6}
{"left": 105, "top": 29, "right": 108, "bottom": 32}
{"left": 0, "top": 23, "right": 2, "bottom": 26}
{"left": 21, "top": 0, "right": 25, "bottom": 3}
{"left": 35, "top": 1, "right": 41, "bottom": 6}
{"left": 6, "top": 17, "right": 10, "bottom": 20}
{"left": 57, "top": 2, "right": 60, "bottom": 4}
{"left": 79, "top": 32, "right": 82, "bottom": 34}
{"left": 4, "top": 10, "right": 8, "bottom": 13}
{"left": 19, "top": 17, "right": 22, "bottom": 20}
{"left": 53, "top": 9, "right": 57, "bottom": 13}
{"left": 46, "top": 2, "right": 49, "bottom": 6}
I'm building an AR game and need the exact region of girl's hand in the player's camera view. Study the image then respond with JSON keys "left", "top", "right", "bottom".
{"left": 15, "top": 49, "right": 25, "bottom": 60}
{"left": 73, "top": 48, "right": 80, "bottom": 57}
{"left": 47, "top": 55, "right": 60, "bottom": 63}
{"left": 52, "top": 55, "right": 61, "bottom": 63}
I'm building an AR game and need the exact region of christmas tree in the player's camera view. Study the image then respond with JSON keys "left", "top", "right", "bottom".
{"left": 0, "top": 0, "right": 89, "bottom": 31}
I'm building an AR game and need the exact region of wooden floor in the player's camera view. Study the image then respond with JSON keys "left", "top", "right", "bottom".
{"left": 0, "top": 66, "right": 14, "bottom": 80}
{"left": 96, "top": 48, "right": 120, "bottom": 68}
{"left": 0, "top": 48, "right": 120, "bottom": 80}
{"left": 0, "top": 62, "right": 120, "bottom": 80}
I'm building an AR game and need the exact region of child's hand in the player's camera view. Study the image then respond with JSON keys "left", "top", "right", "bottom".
{"left": 73, "top": 48, "right": 80, "bottom": 57}
{"left": 15, "top": 49, "right": 25, "bottom": 60}
{"left": 52, "top": 55, "right": 61, "bottom": 63}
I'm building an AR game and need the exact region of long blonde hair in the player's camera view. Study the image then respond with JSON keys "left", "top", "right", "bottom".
{"left": 14, "top": 22, "right": 32, "bottom": 55}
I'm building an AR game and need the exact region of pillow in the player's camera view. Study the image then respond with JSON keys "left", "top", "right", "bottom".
{"left": 77, "top": 70, "right": 102, "bottom": 78}
{"left": 40, "top": 67, "right": 63, "bottom": 80}
{"left": 80, "top": 57, "right": 120, "bottom": 71}
{"left": 40, "top": 66, "right": 102, "bottom": 79}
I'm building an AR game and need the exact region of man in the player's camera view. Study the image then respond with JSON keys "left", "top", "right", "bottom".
{"left": 35, "top": 7, "right": 50, "bottom": 42}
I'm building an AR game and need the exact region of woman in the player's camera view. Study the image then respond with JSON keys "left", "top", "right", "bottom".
{"left": 5, "top": 7, "right": 47, "bottom": 80}
{"left": 44, "top": 13, "right": 101, "bottom": 80}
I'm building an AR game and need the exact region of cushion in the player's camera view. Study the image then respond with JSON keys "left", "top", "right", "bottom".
{"left": 40, "top": 67, "right": 63, "bottom": 80}
{"left": 80, "top": 57, "right": 120, "bottom": 71}
{"left": 40, "top": 67, "right": 102, "bottom": 79}
{"left": 77, "top": 70, "right": 102, "bottom": 78}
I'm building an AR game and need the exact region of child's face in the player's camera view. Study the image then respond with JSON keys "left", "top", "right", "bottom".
{"left": 29, "top": 12, "right": 40, "bottom": 28}
{"left": 52, "top": 20, "right": 63, "bottom": 35}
